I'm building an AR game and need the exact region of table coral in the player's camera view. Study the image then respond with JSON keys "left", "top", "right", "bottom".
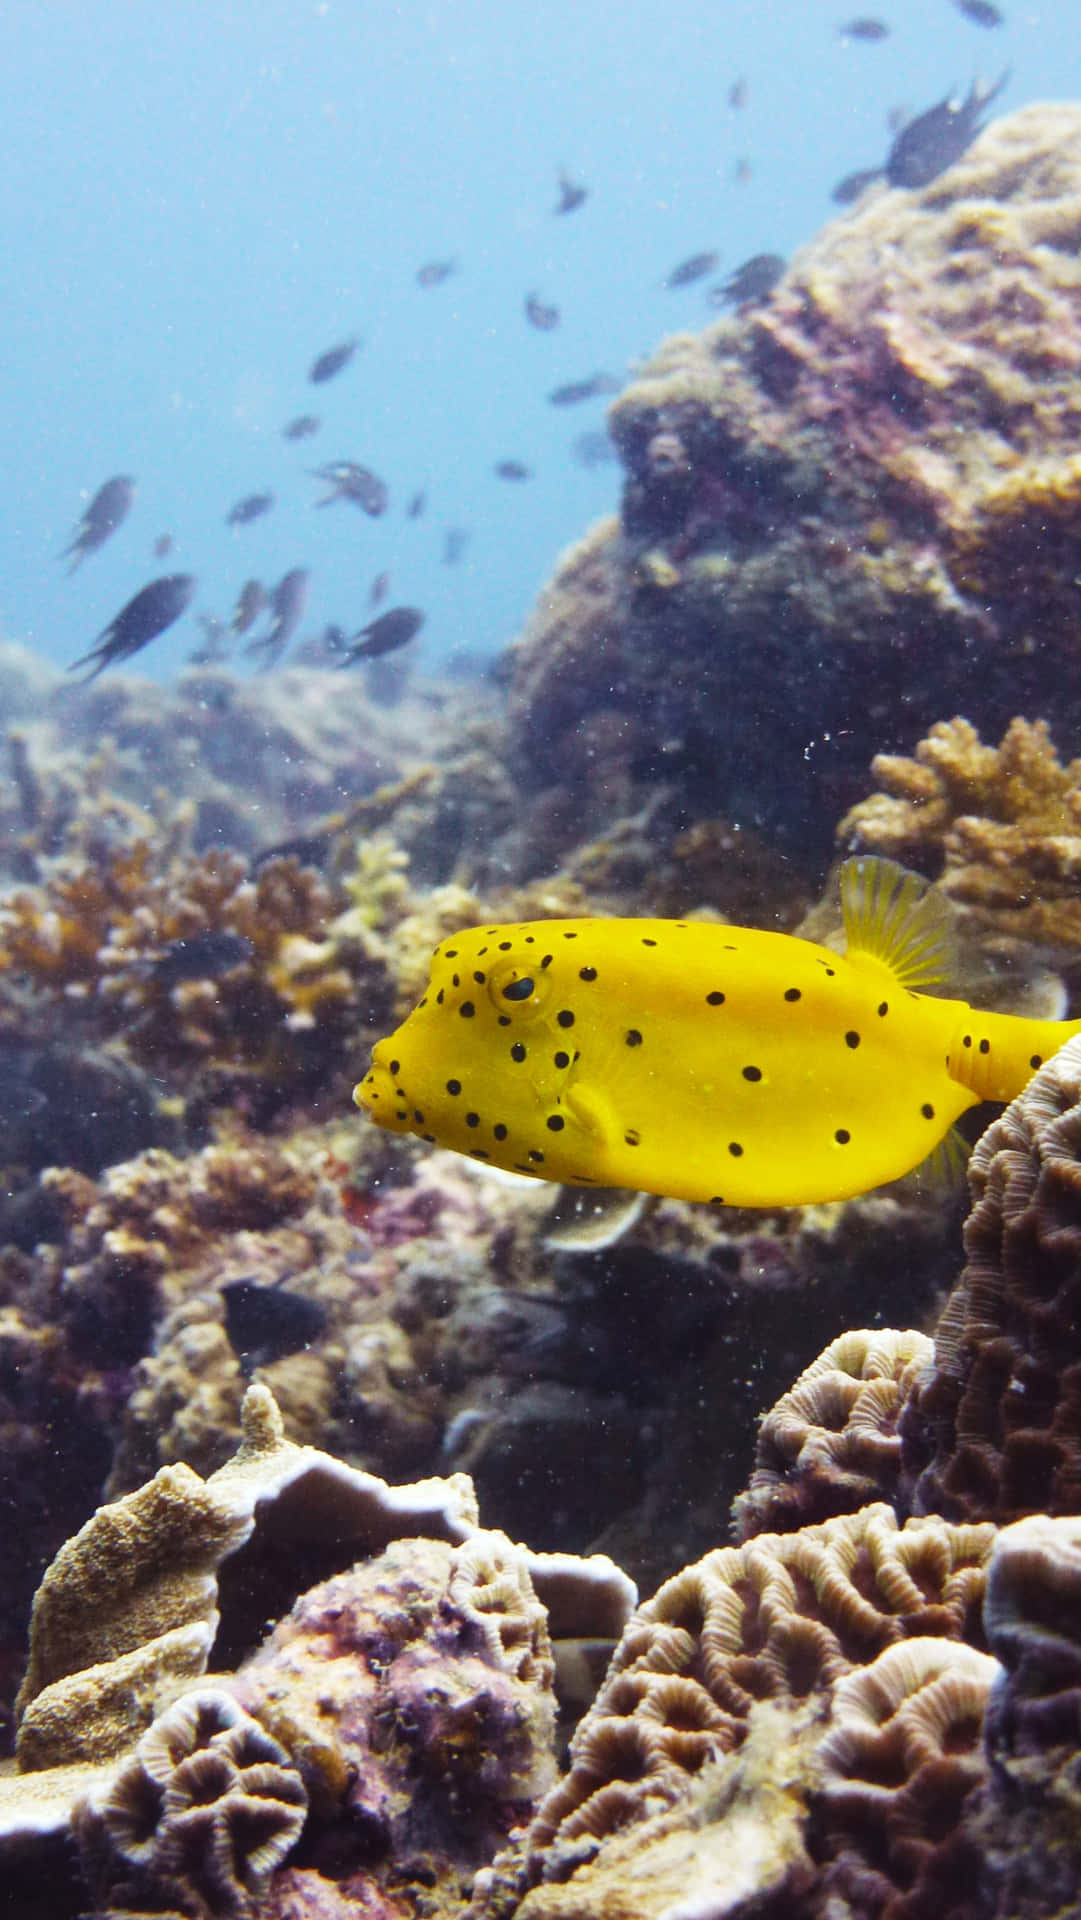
{"left": 841, "top": 714, "right": 1081, "bottom": 952}
{"left": 903, "top": 1033, "right": 1081, "bottom": 1526}
{"left": 500, "top": 105, "right": 1081, "bottom": 873}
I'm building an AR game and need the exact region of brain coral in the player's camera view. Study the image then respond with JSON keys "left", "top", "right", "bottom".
{"left": 74, "top": 1687, "right": 306, "bottom": 1920}
{"left": 733, "top": 1328, "right": 934, "bottom": 1539}
{"left": 501, "top": 105, "right": 1081, "bottom": 870}
{"left": 904, "top": 1033, "right": 1081, "bottom": 1526}
{"left": 516, "top": 1503, "right": 993, "bottom": 1881}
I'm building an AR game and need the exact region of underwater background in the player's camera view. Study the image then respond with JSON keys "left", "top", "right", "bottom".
{"left": 5, "top": 3, "right": 1081, "bottom": 1917}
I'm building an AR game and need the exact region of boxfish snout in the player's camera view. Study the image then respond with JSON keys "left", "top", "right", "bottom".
{"left": 353, "top": 1043, "right": 414, "bottom": 1134}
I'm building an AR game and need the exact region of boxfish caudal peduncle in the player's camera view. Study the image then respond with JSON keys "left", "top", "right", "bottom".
{"left": 354, "top": 856, "right": 1081, "bottom": 1208}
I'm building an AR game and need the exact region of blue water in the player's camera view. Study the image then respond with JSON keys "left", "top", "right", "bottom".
{"left": 0, "top": 0, "right": 1072, "bottom": 678}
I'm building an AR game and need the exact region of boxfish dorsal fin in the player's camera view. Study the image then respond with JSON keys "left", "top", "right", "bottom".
{"left": 840, "top": 855, "right": 957, "bottom": 992}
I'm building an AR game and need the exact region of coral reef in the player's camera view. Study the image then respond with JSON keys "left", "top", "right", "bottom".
{"left": 733, "top": 1327, "right": 934, "bottom": 1539}
{"left": 903, "top": 1033, "right": 1081, "bottom": 1526}
{"left": 235, "top": 1531, "right": 559, "bottom": 1896}
{"left": 841, "top": 714, "right": 1081, "bottom": 957}
{"left": 12, "top": 1384, "right": 477, "bottom": 1775}
{"left": 499, "top": 106, "right": 1081, "bottom": 873}
{"left": 74, "top": 1688, "right": 307, "bottom": 1920}
{"left": 976, "top": 1512, "right": 1081, "bottom": 1916}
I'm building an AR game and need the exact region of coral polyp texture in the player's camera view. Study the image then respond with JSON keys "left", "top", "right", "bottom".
{"left": 501, "top": 106, "right": 1081, "bottom": 870}
{"left": 74, "top": 1688, "right": 307, "bottom": 1920}
{"left": 904, "top": 1033, "right": 1081, "bottom": 1527}
{"left": 733, "top": 1327, "right": 934, "bottom": 1539}
{"left": 471, "top": 1503, "right": 994, "bottom": 1918}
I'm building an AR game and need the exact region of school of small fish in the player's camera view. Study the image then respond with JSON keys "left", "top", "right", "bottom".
{"left": 59, "top": 4, "right": 1012, "bottom": 681}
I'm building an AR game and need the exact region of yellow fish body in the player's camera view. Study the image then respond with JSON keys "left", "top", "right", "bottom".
{"left": 355, "top": 858, "right": 1081, "bottom": 1208}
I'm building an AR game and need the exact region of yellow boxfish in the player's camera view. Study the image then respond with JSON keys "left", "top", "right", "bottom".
{"left": 355, "top": 857, "right": 1081, "bottom": 1208}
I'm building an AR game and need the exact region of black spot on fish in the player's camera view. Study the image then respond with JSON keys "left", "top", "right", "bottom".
{"left": 742, "top": 1066, "right": 762, "bottom": 1082}
{"left": 626, "top": 1029, "right": 643, "bottom": 1046}
{"left": 1031, "top": 1054, "right": 1043, "bottom": 1069}
{"left": 554, "top": 1051, "right": 570, "bottom": 1068}
{"left": 642, "top": 938, "right": 657, "bottom": 947}
{"left": 846, "top": 1031, "right": 861, "bottom": 1049}
{"left": 706, "top": 991, "right": 726, "bottom": 1006}
{"left": 579, "top": 966, "right": 597, "bottom": 981}
{"left": 460, "top": 1001, "right": 475, "bottom": 1018}
{"left": 784, "top": 988, "right": 801, "bottom": 1002}
{"left": 878, "top": 1002, "right": 889, "bottom": 1016}
{"left": 729, "top": 1142, "right": 744, "bottom": 1157}
{"left": 494, "top": 1123, "right": 508, "bottom": 1140}
{"left": 557, "top": 1009, "right": 575, "bottom": 1028}
{"left": 511, "top": 1043, "right": 526, "bottom": 1061}
{"left": 921, "top": 1103, "right": 935, "bottom": 1119}
{"left": 446, "top": 1079, "right": 462, "bottom": 1095}
{"left": 466, "top": 1112, "right": 480, "bottom": 1127}
{"left": 625, "top": 1129, "right": 640, "bottom": 1146}
{"left": 547, "top": 1115, "right": 565, "bottom": 1132}
{"left": 835, "top": 1128, "right": 851, "bottom": 1144}
{"left": 979, "top": 1038, "right": 990, "bottom": 1054}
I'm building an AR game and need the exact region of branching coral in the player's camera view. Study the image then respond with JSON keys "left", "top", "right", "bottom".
{"left": 841, "top": 715, "right": 1081, "bottom": 951}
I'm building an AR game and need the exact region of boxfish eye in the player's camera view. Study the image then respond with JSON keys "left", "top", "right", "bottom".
{"left": 488, "top": 956, "right": 552, "bottom": 1019}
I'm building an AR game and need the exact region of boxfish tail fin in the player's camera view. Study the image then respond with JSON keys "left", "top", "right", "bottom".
{"left": 840, "top": 856, "right": 958, "bottom": 993}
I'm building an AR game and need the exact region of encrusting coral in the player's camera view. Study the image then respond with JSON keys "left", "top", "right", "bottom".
{"left": 11, "top": 1384, "right": 479, "bottom": 1775}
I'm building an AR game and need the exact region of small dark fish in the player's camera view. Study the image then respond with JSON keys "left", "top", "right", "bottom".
{"left": 525, "top": 291, "right": 560, "bottom": 331}
{"left": 369, "top": 570, "right": 391, "bottom": 609}
{"left": 340, "top": 606, "right": 425, "bottom": 664}
{"left": 443, "top": 527, "right": 470, "bottom": 565}
{"left": 62, "top": 475, "right": 135, "bottom": 572}
{"left": 728, "top": 77, "right": 748, "bottom": 109}
{"left": 886, "top": 70, "right": 1009, "bottom": 187}
{"left": 245, "top": 567, "right": 310, "bottom": 669}
{"left": 571, "top": 429, "right": 618, "bottom": 468}
{"left": 311, "top": 461, "right": 389, "bottom": 515}
{"left": 548, "top": 372, "right": 621, "bottom": 406}
{"left": 151, "top": 931, "right": 253, "bottom": 988}
{"left": 226, "top": 491, "right": 274, "bottom": 527}
{"left": 416, "top": 258, "right": 457, "bottom": 287}
{"left": 832, "top": 165, "right": 885, "bottom": 204}
{"left": 309, "top": 338, "right": 359, "bottom": 384}
{"left": 954, "top": 0, "right": 1004, "bottom": 22}
{"left": 407, "top": 490, "right": 427, "bottom": 519}
{"left": 494, "top": 459, "right": 532, "bottom": 482}
{"left": 252, "top": 830, "right": 335, "bottom": 871}
{"left": 222, "top": 1276, "right": 327, "bottom": 1372}
{"left": 732, "top": 157, "right": 753, "bottom": 186}
{"left": 153, "top": 533, "right": 173, "bottom": 559}
{"left": 664, "top": 250, "right": 720, "bottom": 290}
{"left": 282, "top": 414, "right": 321, "bottom": 441}
{"left": 68, "top": 574, "right": 196, "bottom": 681}
{"left": 230, "top": 578, "right": 267, "bottom": 637}
{"left": 708, "top": 252, "right": 787, "bottom": 307}
{"left": 840, "top": 16, "right": 890, "bottom": 39}
{"left": 554, "top": 170, "right": 588, "bottom": 214}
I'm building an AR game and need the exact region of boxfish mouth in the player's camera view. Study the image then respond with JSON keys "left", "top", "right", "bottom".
{"left": 354, "top": 1048, "right": 413, "bottom": 1134}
